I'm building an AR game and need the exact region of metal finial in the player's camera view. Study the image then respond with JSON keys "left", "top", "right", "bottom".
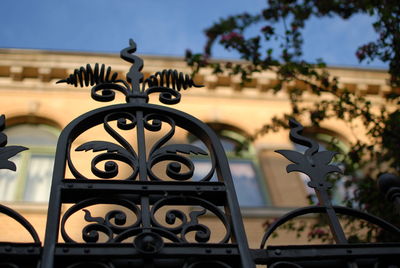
{"left": 275, "top": 118, "right": 347, "bottom": 244}
{"left": 57, "top": 39, "right": 202, "bottom": 104}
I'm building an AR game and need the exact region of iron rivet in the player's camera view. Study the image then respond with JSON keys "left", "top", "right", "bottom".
{"left": 226, "top": 249, "right": 232, "bottom": 254}
{"left": 88, "top": 184, "right": 93, "bottom": 189}
{"left": 213, "top": 187, "right": 219, "bottom": 190}
{"left": 347, "top": 249, "right": 352, "bottom": 254}
{"left": 274, "top": 249, "right": 281, "bottom": 255}
{"left": 27, "top": 246, "right": 34, "bottom": 253}
{"left": 205, "top": 248, "right": 212, "bottom": 254}
{"left": 63, "top": 248, "right": 69, "bottom": 253}
{"left": 84, "top": 248, "right": 90, "bottom": 253}
{"left": 67, "top": 184, "right": 73, "bottom": 188}
{"left": 142, "top": 186, "right": 148, "bottom": 190}
{"left": 5, "top": 246, "right": 11, "bottom": 252}
{"left": 196, "top": 186, "right": 201, "bottom": 190}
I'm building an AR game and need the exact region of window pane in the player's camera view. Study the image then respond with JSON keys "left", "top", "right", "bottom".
{"left": 3, "top": 123, "right": 58, "bottom": 202}
{"left": 23, "top": 154, "right": 54, "bottom": 202}
{"left": 193, "top": 159, "right": 266, "bottom": 207}
{"left": 0, "top": 156, "right": 21, "bottom": 201}
{"left": 6, "top": 125, "right": 58, "bottom": 146}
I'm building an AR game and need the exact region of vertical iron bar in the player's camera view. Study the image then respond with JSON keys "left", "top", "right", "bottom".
{"left": 215, "top": 149, "right": 256, "bottom": 268}
{"left": 41, "top": 137, "right": 69, "bottom": 268}
{"left": 136, "top": 110, "right": 151, "bottom": 226}
{"left": 136, "top": 109, "right": 153, "bottom": 268}
{"left": 316, "top": 190, "right": 347, "bottom": 244}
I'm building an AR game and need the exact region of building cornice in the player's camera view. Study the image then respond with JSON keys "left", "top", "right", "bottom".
{"left": 0, "top": 48, "right": 395, "bottom": 97}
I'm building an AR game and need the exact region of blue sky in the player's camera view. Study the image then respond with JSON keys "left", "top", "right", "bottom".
{"left": 0, "top": 0, "right": 385, "bottom": 68}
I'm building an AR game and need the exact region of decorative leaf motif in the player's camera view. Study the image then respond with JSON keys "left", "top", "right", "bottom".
{"left": 312, "top": 151, "right": 337, "bottom": 165}
{"left": 275, "top": 150, "right": 305, "bottom": 164}
{"left": 153, "top": 144, "right": 208, "bottom": 157}
{"left": 286, "top": 163, "right": 305, "bottom": 173}
{"left": 0, "top": 146, "right": 28, "bottom": 171}
{"left": 0, "top": 114, "right": 28, "bottom": 171}
{"left": 76, "top": 141, "right": 133, "bottom": 159}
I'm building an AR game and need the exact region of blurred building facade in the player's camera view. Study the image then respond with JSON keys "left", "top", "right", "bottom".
{"left": 0, "top": 48, "right": 394, "bottom": 247}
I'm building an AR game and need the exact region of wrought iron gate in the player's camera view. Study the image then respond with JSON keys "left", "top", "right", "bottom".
{"left": 1, "top": 40, "right": 400, "bottom": 267}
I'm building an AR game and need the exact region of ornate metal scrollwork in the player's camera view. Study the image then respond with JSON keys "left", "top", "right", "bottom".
{"left": 151, "top": 196, "right": 231, "bottom": 243}
{"left": 145, "top": 113, "right": 211, "bottom": 181}
{"left": 60, "top": 198, "right": 141, "bottom": 243}
{"left": 68, "top": 111, "right": 139, "bottom": 180}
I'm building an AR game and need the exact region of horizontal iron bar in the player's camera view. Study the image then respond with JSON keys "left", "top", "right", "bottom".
{"left": 0, "top": 243, "right": 41, "bottom": 255}
{"left": 60, "top": 180, "right": 227, "bottom": 204}
{"left": 252, "top": 243, "right": 400, "bottom": 264}
{"left": 54, "top": 243, "right": 240, "bottom": 258}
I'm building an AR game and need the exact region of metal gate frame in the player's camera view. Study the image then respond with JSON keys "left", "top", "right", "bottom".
{"left": 0, "top": 40, "right": 399, "bottom": 268}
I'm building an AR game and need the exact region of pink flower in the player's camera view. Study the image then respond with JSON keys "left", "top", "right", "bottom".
{"left": 308, "top": 228, "right": 327, "bottom": 237}
{"left": 221, "top": 32, "right": 243, "bottom": 42}
{"left": 261, "top": 25, "right": 274, "bottom": 34}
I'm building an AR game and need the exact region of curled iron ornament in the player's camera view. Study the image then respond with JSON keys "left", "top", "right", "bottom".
{"left": 58, "top": 39, "right": 203, "bottom": 105}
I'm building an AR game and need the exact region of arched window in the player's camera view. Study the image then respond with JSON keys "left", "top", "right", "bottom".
{"left": 190, "top": 123, "right": 269, "bottom": 207}
{"left": 0, "top": 122, "right": 59, "bottom": 202}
